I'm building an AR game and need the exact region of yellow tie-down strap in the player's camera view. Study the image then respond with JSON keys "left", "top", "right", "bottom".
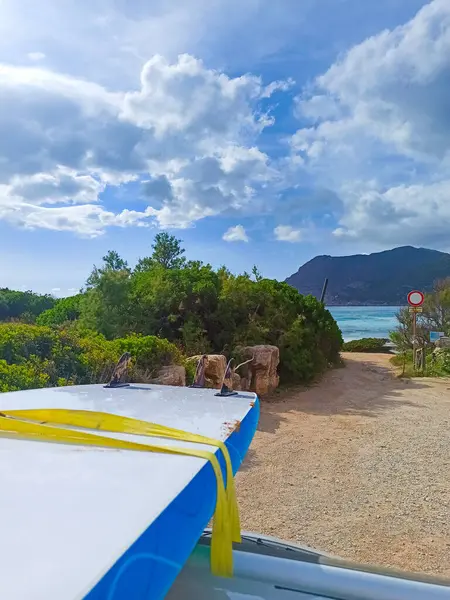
{"left": 0, "top": 408, "right": 241, "bottom": 578}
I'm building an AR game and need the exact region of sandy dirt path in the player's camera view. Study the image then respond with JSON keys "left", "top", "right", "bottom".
{"left": 236, "top": 353, "right": 450, "bottom": 577}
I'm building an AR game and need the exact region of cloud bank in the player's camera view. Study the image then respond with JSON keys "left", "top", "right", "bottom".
{"left": 2, "top": 1, "right": 450, "bottom": 250}
{"left": 292, "top": 0, "right": 450, "bottom": 246}
{"left": 0, "top": 54, "right": 285, "bottom": 236}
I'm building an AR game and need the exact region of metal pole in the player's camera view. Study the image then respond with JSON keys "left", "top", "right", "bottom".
{"left": 412, "top": 310, "right": 417, "bottom": 370}
{"left": 320, "top": 278, "right": 329, "bottom": 304}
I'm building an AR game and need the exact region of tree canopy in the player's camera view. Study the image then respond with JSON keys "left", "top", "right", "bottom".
{"left": 1, "top": 236, "right": 343, "bottom": 389}
{"left": 0, "top": 288, "right": 55, "bottom": 322}
{"left": 135, "top": 232, "right": 186, "bottom": 272}
{"left": 75, "top": 241, "right": 342, "bottom": 381}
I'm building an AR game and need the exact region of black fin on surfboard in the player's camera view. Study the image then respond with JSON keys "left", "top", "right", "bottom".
{"left": 215, "top": 358, "right": 238, "bottom": 397}
{"left": 104, "top": 352, "right": 131, "bottom": 388}
{"left": 190, "top": 354, "right": 207, "bottom": 388}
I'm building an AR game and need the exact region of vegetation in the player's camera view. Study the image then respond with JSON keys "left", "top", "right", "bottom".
{"left": 0, "top": 288, "right": 55, "bottom": 322}
{"left": 428, "top": 348, "right": 450, "bottom": 376}
{"left": 389, "top": 278, "right": 450, "bottom": 377}
{"left": 390, "top": 278, "right": 450, "bottom": 352}
{"left": 0, "top": 234, "right": 343, "bottom": 392}
{"left": 0, "top": 323, "right": 183, "bottom": 391}
{"left": 342, "top": 338, "right": 389, "bottom": 352}
{"left": 0, "top": 359, "right": 50, "bottom": 392}
{"left": 36, "top": 294, "right": 82, "bottom": 327}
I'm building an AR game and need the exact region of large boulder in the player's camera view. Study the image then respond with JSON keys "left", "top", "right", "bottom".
{"left": 232, "top": 371, "right": 242, "bottom": 391}
{"left": 151, "top": 365, "right": 186, "bottom": 387}
{"left": 240, "top": 345, "right": 279, "bottom": 396}
{"left": 187, "top": 348, "right": 280, "bottom": 394}
{"left": 187, "top": 354, "right": 227, "bottom": 388}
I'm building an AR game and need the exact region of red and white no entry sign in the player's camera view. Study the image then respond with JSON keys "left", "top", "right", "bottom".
{"left": 407, "top": 290, "right": 424, "bottom": 307}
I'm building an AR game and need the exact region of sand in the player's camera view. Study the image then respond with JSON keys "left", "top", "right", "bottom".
{"left": 236, "top": 352, "right": 450, "bottom": 577}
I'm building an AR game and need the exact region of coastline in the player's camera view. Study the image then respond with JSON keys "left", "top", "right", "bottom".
{"left": 329, "top": 306, "right": 400, "bottom": 343}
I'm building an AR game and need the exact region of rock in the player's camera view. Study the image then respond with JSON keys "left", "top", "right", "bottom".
{"left": 241, "top": 345, "right": 279, "bottom": 396}
{"left": 187, "top": 349, "right": 280, "bottom": 394}
{"left": 151, "top": 365, "right": 186, "bottom": 387}
{"left": 188, "top": 354, "right": 227, "bottom": 388}
{"left": 232, "top": 372, "right": 241, "bottom": 391}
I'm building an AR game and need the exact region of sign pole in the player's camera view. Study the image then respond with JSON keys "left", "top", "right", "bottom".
{"left": 407, "top": 291, "right": 424, "bottom": 371}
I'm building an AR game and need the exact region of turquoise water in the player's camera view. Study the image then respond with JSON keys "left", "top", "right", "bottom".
{"left": 329, "top": 306, "right": 401, "bottom": 342}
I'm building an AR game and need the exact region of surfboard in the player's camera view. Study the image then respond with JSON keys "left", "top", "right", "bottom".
{"left": 0, "top": 383, "right": 259, "bottom": 600}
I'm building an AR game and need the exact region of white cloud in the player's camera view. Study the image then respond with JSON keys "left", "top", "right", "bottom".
{"left": 0, "top": 201, "right": 150, "bottom": 237}
{"left": 122, "top": 54, "right": 270, "bottom": 139}
{"left": 333, "top": 180, "right": 450, "bottom": 246}
{"left": 0, "top": 55, "right": 286, "bottom": 236}
{"left": 8, "top": 169, "right": 104, "bottom": 206}
{"left": 223, "top": 224, "right": 249, "bottom": 242}
{"left": 0, "top": 0, "right": 321, "bottom": 89}
{"left": 291, "top": 0, "right": 450, "bottom": 246}
{"left": 27, "top": 52, "right": 45, "bottom": 62}
{"left": 274, "top": 225, "right": 302, "bottom": 242}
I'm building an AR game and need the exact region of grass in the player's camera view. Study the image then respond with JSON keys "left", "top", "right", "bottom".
{"left": 390, "top": 350, "right": 450, "bottom": 378}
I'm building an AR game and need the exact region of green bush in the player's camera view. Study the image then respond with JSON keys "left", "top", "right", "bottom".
{"left": 36, "top": 295, "right": 82, "bottom": 327}
{"left": 116, "top": 334, "right": 183, "bottom": 380}
{"left": 342, "top": 338, "right": 388, "bottom": 352}
{"left": 278, "top": 303, "right": 342, "bottom": 383}
{"left": 0, "top": 323, "right": 119, "bottom": 388}
{"left": 390, "top": 348, "right": 450, "bottom": 378}
{"left": 75, "top": 249, "right": 343, "bottom": 384}
{"left": 0, "top": 360, "right": 49, "bottom": 392}
{"left": 0, "top": 323, "right": 57, "bottom": 364}
{"left": 0, "top": 323, "right": 185, "bottom": 391}
{"left": 183, "top": 358, "right": 197, "bottom": 386}
{"left": 0, "top": 288, "right": 55, "bottom": 322}
{"left": 1, "top": 237, "right": 345, "bottom": 390}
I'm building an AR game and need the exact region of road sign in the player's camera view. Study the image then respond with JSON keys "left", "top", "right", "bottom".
{"left": 407, "top": 290, "right": 424, "bottom": 307}
{"left": 430, "top": 331, "right": 444, "bottom": 342}
{"left": 409, "top": 306, "right": 423, "bottom": 313}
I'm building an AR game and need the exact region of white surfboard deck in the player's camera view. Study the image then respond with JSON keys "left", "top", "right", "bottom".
{"left": 0, "top": 383, "right": 257, "bottom": 600}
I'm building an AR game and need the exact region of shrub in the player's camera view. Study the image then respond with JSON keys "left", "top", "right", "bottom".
{"left": 278, "top": 305, "right": 343, "bottom": 383}
{"left": 0, "top": 323, "right": 57, "bottom": 364}
{"left": 0, "top": 288, "right": 55, "bottom": 322}
{"left": 116, "top": 334, "right": 183, "bottom": 380}
{"left": 77, "top": 249, "right": 343, "bottom": 386}
{"left": 427, "top": 348, "right": 450, "bottom": 376}
{"left": 342, "top": 338, "right": 389, "bottom": 352}
{"left": 0, "top": 360, "right": 49, "bottom": 392}
{"left": 0, "top": 323, "right": 119, "bottom": 388}
{"left": 1, "top": 240, "right": 346, "bottom": 390}
{"left": 183, "top": 358, "right": 197, "bottom": 386}
{"left": 36, "top": 295, "right": 82, "bottom": 327}
{"left": 390, "top": 348, "right": 450, "bottom": 378}
{"left": 0, "top": 323, "right": 185, "bottom": 391}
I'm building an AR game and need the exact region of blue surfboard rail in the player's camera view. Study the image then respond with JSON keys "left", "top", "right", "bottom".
{"left": 84, "top": 396, "right": 260, "bottom": 600}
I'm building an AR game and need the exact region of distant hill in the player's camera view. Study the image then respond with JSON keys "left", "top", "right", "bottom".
{"left": 285, "top": 246, "right": 450, "bottom": 305}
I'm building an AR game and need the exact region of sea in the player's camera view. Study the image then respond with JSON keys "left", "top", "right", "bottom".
{"left": 328, "top": 306, "right": 401, "bottom": 342}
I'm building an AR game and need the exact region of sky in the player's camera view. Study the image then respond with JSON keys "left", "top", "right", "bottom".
{"left": 1, "top": 0, "right": 448, "bottom": 295}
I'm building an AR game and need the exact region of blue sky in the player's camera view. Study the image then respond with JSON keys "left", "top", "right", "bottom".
{"left": 1, "top": 0, "right": 448, "bottom": 295}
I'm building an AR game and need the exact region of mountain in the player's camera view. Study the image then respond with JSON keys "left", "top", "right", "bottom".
{"left": 285, "top": 246, "right": 450, "bottom": 305}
